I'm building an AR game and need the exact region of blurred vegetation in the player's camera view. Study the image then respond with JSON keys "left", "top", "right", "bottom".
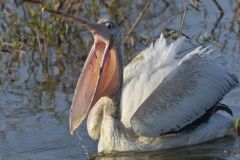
{"left": 0, "top": 0, "right": 240, "bottom": 100}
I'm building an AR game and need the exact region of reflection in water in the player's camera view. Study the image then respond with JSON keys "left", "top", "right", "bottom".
{"left": 0, "top": 0, "right": 240, "bottom": 160}
{"left": 90, "top": 137, "right": 237, "bottom": 160}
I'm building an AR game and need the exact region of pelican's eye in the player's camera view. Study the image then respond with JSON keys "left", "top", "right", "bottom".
{"left": 105, "top": 22, "right": 113, "bottom": 29}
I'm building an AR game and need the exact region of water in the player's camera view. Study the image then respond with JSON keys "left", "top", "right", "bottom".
{"left": 0, "top": 0, "right": 240, "bottom": 159}
{"left": 76, "top": 131, "right": 90, "bottom": 159}
{"left": 90, "top": 137, "right": 238, "bottom": 160}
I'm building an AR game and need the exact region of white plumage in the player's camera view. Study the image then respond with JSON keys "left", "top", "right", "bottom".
{"left": 121, "top": 34, "right": 184, "bottom": 128}
{"left": 89, "top": 34, "right": 239, "bottom": 153}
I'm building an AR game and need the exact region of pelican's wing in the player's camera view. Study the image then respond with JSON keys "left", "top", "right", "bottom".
{"left": 121, "top": 34, "right": 184, "bottom": 128}
{"left": 130, "top": 48, "right": 239, "bottom": 137}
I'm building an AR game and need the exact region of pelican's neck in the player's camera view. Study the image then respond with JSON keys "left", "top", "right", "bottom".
{"left": 106, "top": 42, "right": 124, "bottom": 119}
{"left": 106, "top": 89, "right": 122, "bottom": 119}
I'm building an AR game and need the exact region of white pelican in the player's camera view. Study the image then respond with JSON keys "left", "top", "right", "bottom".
{"left": 48, "top": 10, "right": 239, "bottom": 153}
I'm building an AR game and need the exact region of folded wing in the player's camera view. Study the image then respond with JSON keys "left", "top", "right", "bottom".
{"left": 130, "top": 47, "right": 239, "bottom": 137}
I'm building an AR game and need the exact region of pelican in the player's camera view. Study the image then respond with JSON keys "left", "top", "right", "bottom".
{"left": 47, "top": 10, "right": 239, "bottom": 153}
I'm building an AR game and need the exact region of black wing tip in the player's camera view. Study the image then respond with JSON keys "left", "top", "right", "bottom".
{"left": 159, "top": 103, "right": 233, "bottom": 136}
{"left": 216, "top": 103, "right": 233, "bottom": 117}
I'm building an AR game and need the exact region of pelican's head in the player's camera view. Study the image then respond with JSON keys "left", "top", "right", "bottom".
{"left": 72, "top": 19, "right": 123, "bottom": 135}
{"left": 47, "top": 10, "right": 123, "bottom": 134}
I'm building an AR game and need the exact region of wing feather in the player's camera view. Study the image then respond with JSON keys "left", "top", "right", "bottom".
{"left": 130, "top": 48, "right": 239, "bottom": 137}
{"left": 121, "top": 34, "right": 184, "bottom": 128}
